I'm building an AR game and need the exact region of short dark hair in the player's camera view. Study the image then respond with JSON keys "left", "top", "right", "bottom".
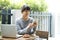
{"left": 21, "top": 5, "right": 30, "bottom": 12}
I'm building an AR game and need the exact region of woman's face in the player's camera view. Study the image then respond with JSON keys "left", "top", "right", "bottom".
{"left": 22, "top": 10, "right": 30, "bottom": 18}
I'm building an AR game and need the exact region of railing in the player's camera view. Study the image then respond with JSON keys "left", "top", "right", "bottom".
{"left": 30, "top": 11, "right": 52, "bottom": 37}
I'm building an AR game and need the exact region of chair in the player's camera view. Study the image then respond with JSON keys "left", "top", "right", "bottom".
{"left": 36, "top": 31, "right": 49, "bottom": 40}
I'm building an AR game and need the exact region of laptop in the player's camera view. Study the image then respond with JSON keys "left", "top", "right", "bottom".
{"left": 1, "top": 24, "right": 23, "bottom": 38}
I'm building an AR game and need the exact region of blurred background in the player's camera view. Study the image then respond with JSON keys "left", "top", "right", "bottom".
{"left": 0, "top": 0, "right": 60, "bottom": 40}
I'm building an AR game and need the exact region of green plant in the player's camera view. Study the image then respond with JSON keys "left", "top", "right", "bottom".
{"left": 0, "top": 0, "right": 10, "bottom": 21}
{"left": 0, "top": 0, "right": 10, "bottom": 9}
{"left": 0, "top": 0, "right": 48, "bottom": 11}
{"left": 19, "top": 0, "right": 48, "bottom": 12}
{"left": 0, "top": 0, "right": 48, "bottom": 21}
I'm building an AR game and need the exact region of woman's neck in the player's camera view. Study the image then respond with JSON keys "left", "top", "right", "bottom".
{"left": 22, "top": 16, "right": 29, "bottom": 21}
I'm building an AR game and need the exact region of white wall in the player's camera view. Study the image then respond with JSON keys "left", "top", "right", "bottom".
{"left": 45, "top": 0, "right": 60, "bottom": 37}
{"left": 11, "top": 10, "right": 22, "bottom": 24}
